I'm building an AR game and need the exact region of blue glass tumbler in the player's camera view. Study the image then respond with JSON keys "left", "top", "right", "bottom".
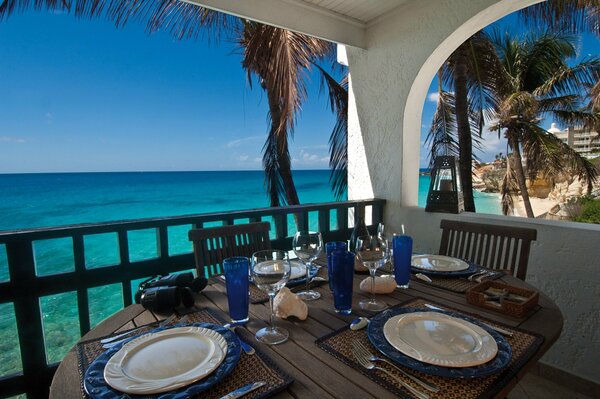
{"left": 331, "top": 251, "right": 354, "bottom": 314}
{"left": 393, "top": 235, "right": 412, "bottom": 289}
{"left": 223, "top": 257, "right": 250, "bottom": 324}
{"left": 326, "top": 241, "right": 347, "bottom": 291}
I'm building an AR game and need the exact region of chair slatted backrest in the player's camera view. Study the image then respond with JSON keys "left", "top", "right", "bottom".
{"left": 188, "top": 222, "right": 272, "bottom": 278}
{"left": 438, "top": 219, "right": 537, "bottom": 280}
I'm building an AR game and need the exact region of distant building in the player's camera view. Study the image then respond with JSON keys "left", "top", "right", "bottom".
{"left": 548, "top": 123, "right": 600, "bottom": 158}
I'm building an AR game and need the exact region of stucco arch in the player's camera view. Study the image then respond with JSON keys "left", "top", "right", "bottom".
{"left": 345, "top": 0, "right": 544, "bottom": 229}
{"left": 401, "top": 0, "right": 543, "bottom": 206}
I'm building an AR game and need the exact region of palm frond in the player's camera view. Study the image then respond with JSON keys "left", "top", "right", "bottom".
{"left": 314, "top": 63, "right": 347, "bottom": 200}
{"left": 533, "top": 57, "right": 600, "bottom": 98}
{"left": 239, "top": 23, "right": 333, "bottom": 140}
{"left": 0, "top": 0, "right": 69, "bottom": 20}
{"left": 519, "top": 0, "right": 600, "bottom": 35}
{"left": 522, "top": 123, "right": 598, "bottom": 194}
{"left": 537, "top": 95, "right": 581, "bottom": 113}
{"left": 551, "top": 108, "right": 600, "bottom": 130}
{"left": 520, "top": 31, "right": 578, "bottom": 92}
{"left": 425, "top": 80, "right": 459, "bottom": 168}
{"left": 262, "top": 129, "right": 285, "bottom": 207}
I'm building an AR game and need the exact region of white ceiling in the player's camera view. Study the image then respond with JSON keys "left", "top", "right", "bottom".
{"left": 184, "top": 0, "right": 412, "bottom": 48}
{"left": 297, "top": 0, "right": 409, "bottom": 26}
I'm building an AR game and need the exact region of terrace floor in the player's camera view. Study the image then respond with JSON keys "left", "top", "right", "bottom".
{"left": 510, "top": 373, "right": 593, "bottom": 399}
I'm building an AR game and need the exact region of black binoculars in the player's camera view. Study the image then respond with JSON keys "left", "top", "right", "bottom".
{"left": 134, "top": 272, "right": 208, "bottom": 311}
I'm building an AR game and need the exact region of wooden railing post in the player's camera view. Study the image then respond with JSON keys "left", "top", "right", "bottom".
{"left": 72, "top": 234, "right": 90, "bottom": 336}
{"left": 6, "top": 240, "right": 50, "bottom": 397}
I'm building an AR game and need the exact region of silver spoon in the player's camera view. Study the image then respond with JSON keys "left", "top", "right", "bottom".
{"left": 224, "top": 324, "right": 256, "bottom": 355}
{"left": 350, "top": 317, "right": 370, "bottom": 330}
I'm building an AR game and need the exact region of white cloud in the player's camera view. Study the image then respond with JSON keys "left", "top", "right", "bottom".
{"left": 0, "top": 136, "right": 26, "bottom": 143}
{"left": 298, "top": 144, "right": 328, "bottom": 150}
{"left": 238, "top": 155, "right": 249, "bottom": 161}
{"left": 45, "top": 112, "right": 54, "bottom": 125}
{"left": 479, "top": 127, "right": 507, "bottom": 162}
{"left": 293, "top": 149, "right": 329, "bottom": 168}
{"left": 225, "top": 135, "right": 263, "bottom": 148}
{"left": 427, "top": 92, "right": 440, "bottom": 103}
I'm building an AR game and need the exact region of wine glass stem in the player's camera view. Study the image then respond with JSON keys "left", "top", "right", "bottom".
{"left": 268, "top": 293, "right": 276, "bottom": 329}
{"left": 370, "top": 268, "right": 376, "bottom": 302}
{"left": 304, "top": 261, "right": 311, "bottom": 292}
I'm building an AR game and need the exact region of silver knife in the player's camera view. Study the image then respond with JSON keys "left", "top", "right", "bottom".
{"left": 423, "top": 303, "right": 514, "bottom": 337}
{"left": 219, "top": 381, "right": 266, "bottom": 399}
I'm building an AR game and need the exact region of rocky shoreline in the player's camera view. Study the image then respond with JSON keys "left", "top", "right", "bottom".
{"left": 472, "top": 161, "right": 600, "bottom": 219}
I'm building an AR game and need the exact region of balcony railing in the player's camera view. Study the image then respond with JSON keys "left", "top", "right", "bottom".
{"left": 0, "top": 198, "right": 385, "bottom": 398}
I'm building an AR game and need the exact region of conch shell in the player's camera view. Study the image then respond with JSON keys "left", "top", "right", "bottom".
{"left": 274, "top": 287, "right": 308, "bottom": 320}
{"left": 360, "top": 275, "right": 396, "bottom": 294}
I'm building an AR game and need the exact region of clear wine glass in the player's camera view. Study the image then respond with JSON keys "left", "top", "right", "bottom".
{"left": 251, "top": 250, "right": 291, "bottom": 345}
{"left": 356, "top": 235, "right": 388, "bottom": 311}
{"left": 292, "top": 231, "right": 323, "bottom": 301}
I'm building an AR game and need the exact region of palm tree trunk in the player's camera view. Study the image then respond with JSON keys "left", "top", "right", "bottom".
{"left": 453, "top": 44, "right": 476, "bottom": 212}
{"left": 265, "top": 87, "right": 300, "bottom": 207}
{"left": 509, "top": 136, "right": 535, "bottom": 218}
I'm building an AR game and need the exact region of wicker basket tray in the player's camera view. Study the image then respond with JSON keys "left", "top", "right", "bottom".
{"left": 466, "top": 280, "right": 539, "bottom": 318}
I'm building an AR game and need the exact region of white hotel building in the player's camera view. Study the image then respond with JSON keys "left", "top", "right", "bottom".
{"left": 548, "top": 122, "right": 600, "bottom": 158}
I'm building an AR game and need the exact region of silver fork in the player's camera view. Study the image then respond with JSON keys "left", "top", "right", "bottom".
{"left": 475, "top": 271, "right": 495, "bottom": 283}
{"left": 468, "top": 270, "right": 487, "bottom": 281}
{"left": 352, "top": 340, "right": 439, "bottom": 393}
{"left": 352, "top": 342, "right": 429, "bottom": 399}
{"left": 100, "top": 314, "right": 176, "bottom": 344}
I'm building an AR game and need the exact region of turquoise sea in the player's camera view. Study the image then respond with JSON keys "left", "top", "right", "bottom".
{"left": 0, "top": 170, "right": 501, "bottom": 376}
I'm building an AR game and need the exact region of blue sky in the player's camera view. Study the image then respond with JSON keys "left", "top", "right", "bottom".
{"left": 0, "top": 9, "right": 598, "bottom": 173}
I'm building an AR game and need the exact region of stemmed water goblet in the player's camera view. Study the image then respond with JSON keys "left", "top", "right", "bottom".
{"left": 251, "top": 250, "right": 291, "bottom": 344}
{"left": 292, "top": 231, "right": 323, "bottom": 301}
{"left": 356, "top": 235, "right": 389, "bottom": 311}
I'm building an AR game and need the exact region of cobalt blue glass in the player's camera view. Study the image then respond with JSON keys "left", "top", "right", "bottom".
{"left": 326, "top": 241, "right": 347, "bottom": 291}
{"left": 393, "top": 235, "right": 412, "bottom": 289}
{"left": 223, "top": 257, "right": 250, "bottom": 323}
{"left": 331, "top": 250, "right": 354, "bottom": 314}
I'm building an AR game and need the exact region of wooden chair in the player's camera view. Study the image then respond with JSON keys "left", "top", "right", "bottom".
{"left": 438, "top": 219, "right": 537, "bottom": 280}
{"left": 188, "top": 222, "right": 272, "bottom": 278}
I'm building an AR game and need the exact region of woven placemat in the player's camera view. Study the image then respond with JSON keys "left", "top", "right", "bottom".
{"left": 316, "top": 298, "right": 543, "bottom": 399}
{"left": 410, "top": 269, "right": 504, "bottom": 293}
{"left": 77, "top": 309, "right": 293, "bottom": 399}
{"left": 213, "top": 266, "right": 329, "bottom": 304}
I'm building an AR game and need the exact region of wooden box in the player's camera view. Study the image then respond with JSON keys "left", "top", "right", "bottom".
{"left": 466, "top": 280, "right": 539, "bottom": 318}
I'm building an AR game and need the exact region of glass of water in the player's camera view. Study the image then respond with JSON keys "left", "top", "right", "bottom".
{"left": 251, "top": 250, "right": 291, "bottom": 344}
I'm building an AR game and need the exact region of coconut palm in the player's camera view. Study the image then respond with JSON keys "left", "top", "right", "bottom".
{"left": 428, "top": 32, "right": 500, "bottom": 212}
{"left": 0, "top": 0, "right": 344, "bottom": 207}
{"left": 489, "top": 30, "right": 600, "bottom": 217}
{"left": 520, "top": 0, "right": 600, "bottom": 130}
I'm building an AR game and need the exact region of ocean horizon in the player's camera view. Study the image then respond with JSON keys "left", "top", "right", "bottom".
{"left": 0, "top": 170, "right": 501, "bottom": 376}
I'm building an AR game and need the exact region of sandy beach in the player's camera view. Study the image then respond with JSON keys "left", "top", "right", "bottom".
{"left": 511, "top": 196, "right": 558, "bottom": 218}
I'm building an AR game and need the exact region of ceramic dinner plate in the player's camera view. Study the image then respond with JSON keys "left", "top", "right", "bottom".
{"left": 411, "top": 254, "right": 470, "bottom": 272}
{"left": 104, "top": 326, "right": 228, "bottom": 395}
{"left": 383, "top": 311, "right": 498, "bottom": 367}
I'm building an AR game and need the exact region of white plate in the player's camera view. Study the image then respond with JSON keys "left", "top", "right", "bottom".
{"left": 104, "top": 326, "right": 227, "bottom": 394}
{"left": 289, "top": 259, "right": 307, "bottom": 280}
{"left": 383, "top": 312, "right": 498, "bottom": 367}
{"left": 411, "top": 254, "right": 469, "bottom": 272}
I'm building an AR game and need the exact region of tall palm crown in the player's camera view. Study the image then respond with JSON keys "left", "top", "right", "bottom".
{"left": 489, "top": 30, "right": 599, "bottom": 216}
{"left": 0, "top": 0, "right": 345, "bottom": 206}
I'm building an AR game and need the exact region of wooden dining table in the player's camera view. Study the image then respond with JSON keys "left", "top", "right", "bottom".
{"left": 50, "top": 268, "right": 562, "bottom": 399}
